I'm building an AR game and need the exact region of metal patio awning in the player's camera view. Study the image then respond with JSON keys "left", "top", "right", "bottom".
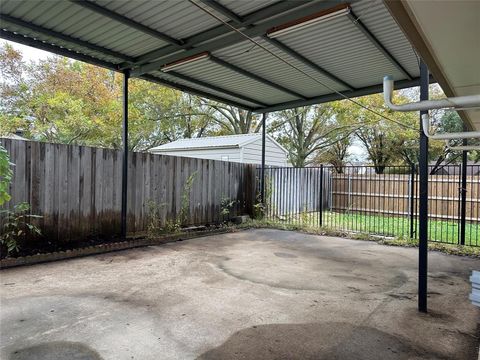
{"left": 0, "top": 0, "right": 424, "bottom": 113}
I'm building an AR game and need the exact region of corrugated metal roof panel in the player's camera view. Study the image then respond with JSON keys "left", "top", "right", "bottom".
{"left": 0, "top": 22, "right": 123, "bottom": 64}
{"left": 275, "top": 14, "right": 405, "bottom": 89}
{"left": 151, "top": 133, "right": 263, "bottom": 150}
{"left": 218, "top": 0, "right": 280, "bottom": 17}
{"left": 94, "top": 0, "right": 230, "bottom": 40}
{"left": 214, "top": 37, "right": 349, "bottom": 98}
{"left": 150, "top": 133, "right": 287, "bottom": 153}
{"left": 149, "top": 71, "right": 261, "bottom": 109}
{"left": 1, "top": 0, "right": 170, "bottom": 58}
{"left": 167, "top": 59, "right": 299, "bottom": 105}
{"left": 0, "top": 0, "right": 424, "bottom": 111}
{"left": 352, "top": 0, "right": 420, "bottom": 78}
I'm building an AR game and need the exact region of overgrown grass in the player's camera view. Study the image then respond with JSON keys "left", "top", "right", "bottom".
{"left": 263, "top": 211, "right": 480, "bottom": 246}
{"left": 234, "top": 218, "right": 480, "bottom": 257}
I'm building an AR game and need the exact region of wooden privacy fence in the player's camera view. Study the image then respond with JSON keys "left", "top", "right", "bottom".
{"left": 331, "top": 173, "right": 480, "bottom": 223}
{"left": 1, "top": 139, "right": 255, "bottom": 242}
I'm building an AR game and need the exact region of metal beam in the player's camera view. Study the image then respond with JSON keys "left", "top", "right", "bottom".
{"left": 0, "top": 14, "right": 135, "bottom": 64}
{"left": 131, "top": 1, "right": 342, "bottom": 76}
{"left": 263, "top": 36, "right": 355, "bottom": 91}
{"left": 121, "top": 71, "right": 129, "bottom": 239}
{"left": 140, "top": 74, "right": 255, "bottom": 111}
{"left": 347, "top": 11, "right": 413, "bottom": 80}
{"left": 197, "top": 0, "right": 244, "bottom": 24}
{"left": 0, "top": 30, "right": 119, "bottom": 71}
{"left": 167, "top": 71, "right": 268, "bottom": 107}
{"left": 418, "top": 60, "right": 429, "bottom": 313}
{"left": 210, "top": 56, "right": 307, "bottom": 100}
{"left": 127, "top": 0, "right": 313, "bottom": 67}
{"left": 254, "top": 76, "right": 435, "bottom": 113}
{"left": 70, "top": 0, "right": 184, "bottom": 47}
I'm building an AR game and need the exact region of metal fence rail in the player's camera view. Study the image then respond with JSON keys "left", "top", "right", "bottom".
{"left": 258, "top": 164, "right": 480, "bottom": 246}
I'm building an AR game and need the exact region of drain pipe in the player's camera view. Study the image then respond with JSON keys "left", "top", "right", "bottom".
{"left": 421, "top": 114, "right": 480, "bottom": 140}
{"left": 383, "top": 75, "right": 480, "bottom": 112}
{"left": 445, "top": 140, "right": 480, "bottom": 151}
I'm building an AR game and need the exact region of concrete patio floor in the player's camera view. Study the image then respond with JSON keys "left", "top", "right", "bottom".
{"left": 0, "top": 228, "right": 479, "bottom": 360}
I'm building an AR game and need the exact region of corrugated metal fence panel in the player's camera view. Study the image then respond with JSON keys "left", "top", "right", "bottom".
{"left": 0, "top": 139, "right": 255, "bottom": 243}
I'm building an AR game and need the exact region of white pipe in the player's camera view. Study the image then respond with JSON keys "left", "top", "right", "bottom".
{"left": 383, "top": 75, "right": 480, "bottom": 112}
{"left": 446, "top": 140, "right": 480, "bottom": 151}
{"left": 422, "top": 114, "right": 480, "bottom": 140}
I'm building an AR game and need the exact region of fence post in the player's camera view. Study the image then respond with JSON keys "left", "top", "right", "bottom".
{"left": 319, "top": 165, "right": 323, "bottom": 227}
{"left": 409, "top": 163, "right": 416, "bottom": 239}
{"left": 348, "top": 175, "right": 352, "bottom": 209}
{"left": 460, "top": 143, "right": 468, "bottom": 245}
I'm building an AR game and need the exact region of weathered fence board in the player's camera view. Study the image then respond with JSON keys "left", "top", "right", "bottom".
{"left": 332, "top": 173, "right": 479, "bottom": 222}
{"left": 1, "top": 139, "right": 255, "bottom": 243}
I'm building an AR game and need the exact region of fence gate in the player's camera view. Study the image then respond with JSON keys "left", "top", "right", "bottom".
{"left": 258, "top": 164, "right": 480, "bottom": 246}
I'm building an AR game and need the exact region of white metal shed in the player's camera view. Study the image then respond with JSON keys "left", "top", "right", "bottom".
{"left": 149, "top": 133, "right": 288, "bottom": 166}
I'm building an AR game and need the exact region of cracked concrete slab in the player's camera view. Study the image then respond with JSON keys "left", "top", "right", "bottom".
{"left": 0, "top": 229, "right": 479, "bottom": 359}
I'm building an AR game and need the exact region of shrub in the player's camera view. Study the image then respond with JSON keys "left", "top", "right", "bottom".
{"left": 0, "top": 202, "right": 42, "bottom": 257}
{"left": 0, "top": 145, "right": 13, "bottom": 206}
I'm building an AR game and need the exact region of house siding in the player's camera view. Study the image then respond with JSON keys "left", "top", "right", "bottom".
{"left": 150, "top": 137, "right": 288, "bottom": 166}
{"left": 152, "top": 148, "right": 242, "bottom": 162}
{"left": 242, "top": 138, "right": 287, "bottom": 166}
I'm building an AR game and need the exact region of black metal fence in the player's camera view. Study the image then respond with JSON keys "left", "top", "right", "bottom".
{"left": 258, "top": 164, "right": 480, "bottom": 246}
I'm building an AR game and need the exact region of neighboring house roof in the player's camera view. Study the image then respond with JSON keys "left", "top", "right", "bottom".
{"left": 150, "top": 133, "right": 288, "bottom": 154}
{"left": 0, "top": 133, "right": 28, "bottom": 140}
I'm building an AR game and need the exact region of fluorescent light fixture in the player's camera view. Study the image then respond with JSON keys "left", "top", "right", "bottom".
{"left": 267, "top": 4, "right": 351, "bottom": 38}
{"left": 162, "top": 52, "right": 210, "bottom": 72}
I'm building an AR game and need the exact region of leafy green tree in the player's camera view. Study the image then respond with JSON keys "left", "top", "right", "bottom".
{"left": 271, "top": 105, "right": 355, "bottom": 167}
{"left": 0, "top": 42, "right": 214, "bottom": 151}
{"left": 204, "top": 102, "right": 262, "bottom": 135}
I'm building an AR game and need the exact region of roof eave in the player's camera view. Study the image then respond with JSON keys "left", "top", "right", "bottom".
{"left": 383, "top": 0, "right": 474, "bottom": 131}
{"left": 150, "top": 144, "right": 240, "bottom": 152}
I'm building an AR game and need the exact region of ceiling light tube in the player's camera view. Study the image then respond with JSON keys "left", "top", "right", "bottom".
{"left": 266, "top": 4, "right": 351, "bottom": 38}
{"left": 162, "top": 52, "right": 210, "bottom": 72}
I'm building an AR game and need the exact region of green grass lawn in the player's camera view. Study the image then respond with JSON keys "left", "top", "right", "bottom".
{"left": 267, "top": 211, "right": 480, "bottom": 246}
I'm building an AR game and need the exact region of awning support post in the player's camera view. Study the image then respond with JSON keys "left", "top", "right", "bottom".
{"left": 121, "top": 70, "right": 129, "bottom": 238}
{"left": 260, "top": 113, "right": 267, "bottom": 211}
{"left": 418, "top": 60, "right": 429, "bottom": 313}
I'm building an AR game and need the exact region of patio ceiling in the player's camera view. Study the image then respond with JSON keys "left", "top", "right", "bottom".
{"left": 0, "top": 0, "right": 425, "bottom": 113}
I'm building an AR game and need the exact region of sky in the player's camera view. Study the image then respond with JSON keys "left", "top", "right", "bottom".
{"left": 3, "top": 40, "right": 367, "bottom": 161}
{"left": 4, "top": 40, "right": 52, "bottom": 62}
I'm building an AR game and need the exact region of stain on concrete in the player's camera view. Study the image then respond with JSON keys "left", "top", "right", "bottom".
{"left": 198, "top": 322, "right": 459, "bottom": 360}
{"left": 9, "top": 341, "right": 102, "bottom": 360}
{"left": 273, "top": 252, "right": 298, "bottom": 258}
